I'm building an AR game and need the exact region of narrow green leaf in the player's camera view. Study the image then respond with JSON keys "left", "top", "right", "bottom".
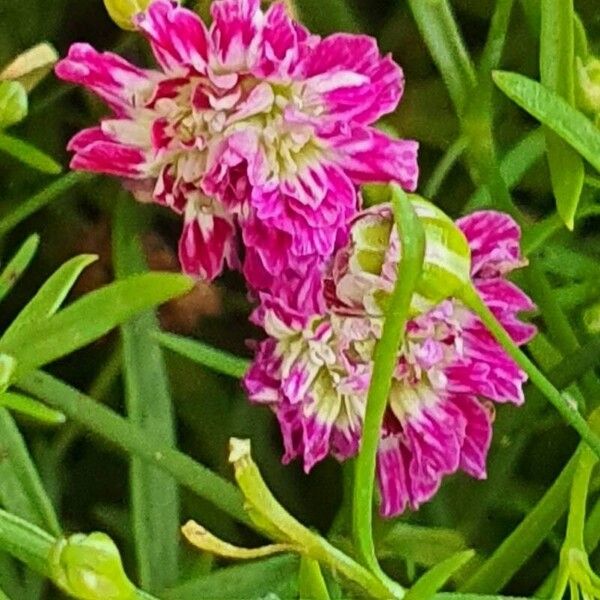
{"left": 0, "top": 82, "right": 27, "bottom": 129}
{"left": 0, "top": 508, "right": 54, "bottom": 577}
{"left": 492, "top": 71, "right": 600, "bottom": 173}
{"left": 465, "top": 128, "right": 545, "bottom": 211}
{"left": 0, "top": 585, "right": 11, "bottom": 600}
{"left": 155, "top": 331, "right": 249, "bottom": 379}
{"left": 0, "top": 133, "right": 62, "bottom": 175}
{"left": 540, "top": 0, "right": 584, "bottom": 229}
{"left": 0, "top": 272, "right": 194, "bottom": 378}
{"left": 435, "top": 595, "right": 538, "bottom": 600}
{"left": 163, "top": 555, "right": 299, "bottom": 600}
{"left": 17, "top": 371, "right": 250, "bottom": 527}
{"left": 478, "top": 0, "right": 515, "bottom": 77}
{"left": 298, "top": 556, "right": 330, "bottom": 600}
{"left": 0, "top": 408, "right": 61, "bottom": 536}
{"left": 406, "top": 0, "right": 477, "bottom": 114}
{"left": 0, "top": 392, "right": 65, "bottom": 425}
{"left": 378, "top": 523, "right": 468, "bottom": 568}
{"left": 405, "top": 550, "right": 475, "bottom": 600}
{"left": 2, "top": 254, "right": 97, "bottom": 343}
{"left": 0, "top": 171, "right": 93, "bottom": 239}
{"left": 459, "top": 449, "right": 579, "bottom": 593}
{"left": 113, "top": 200, "right": 180, "bottom": 592}
{"left": 0, "top": 234, "right": 39, "bottom": 303}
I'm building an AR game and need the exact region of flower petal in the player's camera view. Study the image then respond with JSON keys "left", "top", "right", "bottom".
{"left": 303, "top": 33, "right": 403, "bottom": 123}
{"left": 135, "top": 0, "right": 210, "bottom": 73}
{"left": 457, "top": 211, "right": 524, "bottom": 278}
{"left": 55, "top": 43, "right": 156, "bottom": 115}
{"left": 329, "top": 125, "right": 419, "bottom": 191}
{"left": 178, "top": 208, "right": 238, "bottom": 281}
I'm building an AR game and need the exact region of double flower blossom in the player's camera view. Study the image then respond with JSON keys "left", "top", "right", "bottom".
{"left": 57, "top": 0, "right": 535, "bottom": 516}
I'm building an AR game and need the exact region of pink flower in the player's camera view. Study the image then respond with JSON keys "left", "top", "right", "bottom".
{"left": 55, "top": 0, "right": 418, "bottom": 304}
{"left": 244, "top": 208, "right": 536, "bottom": 517}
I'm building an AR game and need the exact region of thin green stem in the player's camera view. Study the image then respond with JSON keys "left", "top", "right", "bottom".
{"left": 459, "top": 448, "right": 579, "bottom": 593}
{"left": 0, "top": 172, "right": 94, "bottom": 239}
{"left": 352, "top": 186, "right": 425, "bottom": 581}
{"left": 567, "top": 449, "right": 596, "bottom": 550}
{"left": 16, "top": 370, "right": 252, "bottom": 528}
{"left": 155, "top": 331, "right": 250, "bottom": 379}
{"left": 424, "top": 137, "right": 467, "bottom": 199}
{"left": 460, "top": 284, "right": 600, "bottom": 459}
{"left": 0, "top": 508, "right": 160, "bottom": 600}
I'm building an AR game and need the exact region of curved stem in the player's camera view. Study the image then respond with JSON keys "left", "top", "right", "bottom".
{"left": 351, "top": 186, "right": 425, "bottom": 583}
{"left": 552, "top": 447, "right": 597, "bottom": 599}
{"left": 459, "top": 284, "right": 600, "bottom": 460}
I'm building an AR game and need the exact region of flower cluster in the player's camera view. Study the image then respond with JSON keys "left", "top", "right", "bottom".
{"left": 56, "top": 0, "right": 418, "bottom": 312}
{"left": 245, "top": 206, "right": 536, "bottom": 516}
{"left": 57, "top": 0, "right": 536, "bottom": 517}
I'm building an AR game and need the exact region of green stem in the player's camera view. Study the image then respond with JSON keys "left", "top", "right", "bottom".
{"left": 352, "top": 186, "right": 425, "bottom": 581}
{"left": 0, "top": 172, "right": 94, "bottom": 239}
{"left": 551, "top": 448, "right": 597, "bottom": 600}
{"left": 0, "top": 508, "right": 160, "bottom": 600}
{"left": 155, "top": 331, "right": 250, "bottom": 379}
{"left": 16, "top": 370, "right": 252, "bottom": 528}
{"left": 567, "top": 449, "right": 596, "bottom": 550}
{"left": 460, "top": 284, "right": 600, "bottom": 460}
{"left": 424, "top": 137, "right": 467, "bottom": 198}
{"left": 459, "top": 448, "right": 579, "bottom": 593}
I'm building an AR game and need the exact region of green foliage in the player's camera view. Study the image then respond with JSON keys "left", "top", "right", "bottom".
{"left": 0, "top": 0, "right": 599, "bottom": 599}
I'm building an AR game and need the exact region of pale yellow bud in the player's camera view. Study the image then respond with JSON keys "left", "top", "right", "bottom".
{"left": 104, "top": 0, "right": 152, "bottom": 30}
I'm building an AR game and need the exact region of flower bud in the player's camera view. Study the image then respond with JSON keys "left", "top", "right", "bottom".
{"left": 50, "top": 532, "right": 136, "bottom": 600}
{"left": 576, "top": 56, "right": 600, "bottom": 123}
{"left": 0, "top": 354, "right": 17, "bottom": 393}
{"left": 103, "top": 0, "right": 152, "bottom": 30}
{"left": 0, "top": 43, "right": 58, "bottom": 92}
{"left": 0, "top": 81, "right": 27, "bottom": 129}
{"left": 328, "top": 196, "right": 471, "bottom": 317}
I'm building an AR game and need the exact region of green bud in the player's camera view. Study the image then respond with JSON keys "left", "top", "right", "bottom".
{"left": 103, "top": 0, "right": 151, "bottom": 30}
{"left": 576, "top": 56, "right": 600, "bottom": 123}
{"left": 0, "top": 354, "right": 16, "bottom": 393}
{"left": 339, "top": 195, "right": 471, "bottom": 317}
{"left": 49, "top": 532, "right": 135, "bottom": 600}
{"left": 0, "top": 81, "right": 27, "bottom": 129}
{"left": 0, "top": 43, "right": 58, "bottom": 93}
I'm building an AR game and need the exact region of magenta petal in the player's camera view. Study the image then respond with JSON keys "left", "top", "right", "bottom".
{"left": 210, "top": 0, "right": 261, "bottom": 68}
{"left": 55, "top": 43, "right": 155, "bottom": 115}
{"left": 303, "top": 33, "right": 403, "bottom": 123}
{"left": 451, "top": 395, "right": 492, "bottom": 479}
{"left": 70, "top": 141, "right": 146, "bottom": 177}
{"left": 377, "top": 436, "right": 410, "bottom": 517}
{"left": 457, "top": 211, "right": 524, "bottom": 278}
{"left": 178, "top": 211, "right": 238, "bottom": 281}
{"left": 330, "top": 125, "right": 419, "bottom": 191}
{"left": 135, "top": 0, "right": 209, "bottom": 73}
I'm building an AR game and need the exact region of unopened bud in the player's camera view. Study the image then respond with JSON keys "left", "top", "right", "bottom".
{"left": 0, "top": 354, "right": 17, "bottom": 393}
{"left": 576, "top": 56, "right": 600, "bottom": 124}
{"left": 0, "top": 43, "right": 58, "bottom": 92}
{"left": 104, "top": 0, "right": 152, "bottom": 30}
{"left": 50, "top": 532, "right": 135, "bottom": 600}
{"left": 0, "top": 81, "right": 27, "bottom": 129}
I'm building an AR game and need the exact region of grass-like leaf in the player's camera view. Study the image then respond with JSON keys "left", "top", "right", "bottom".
{"left": 0, "top": 234, "right": 39, "bottom": 303}
{"left": 155, "top": 331, "right": 250, "bottom": 379}
{"left": 493, "top": 71, "right": 600, "bottom": 173}
{"left": 0, "top": 133, "right": 61, "bottom": 175}
{"left": 2, "top": 254, "right": 97, "bottom": 343}
{"left": 113, "top": 201, "right": 180, "bottom": 593}
{"left": 0, "top": 272, "right": 193, "bottom": 378}
{"left": 540, "top": 0, "right": 584, "bottom": 229}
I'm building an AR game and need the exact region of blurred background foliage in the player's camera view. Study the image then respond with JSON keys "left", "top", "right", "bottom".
{"left": 0, "top": 0, "right": 599, "bottom": 598}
